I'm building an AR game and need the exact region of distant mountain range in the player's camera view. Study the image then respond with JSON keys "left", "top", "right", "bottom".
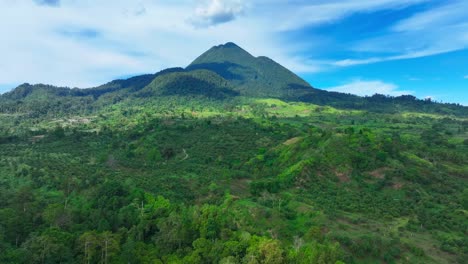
{"left": 1, "top": 42, "right": 467, "bottom": 116}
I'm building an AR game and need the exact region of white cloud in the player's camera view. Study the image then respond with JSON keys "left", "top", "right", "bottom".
{"left": 263, "top": 0, "right": 428, "bottom": 31}
{"left": 333, "top": 38, "right": 467, "bottom": 67}
{"left": 0, "top": 0, "right": 465, "bottom": 92}
{"left": 343, "top": 1, "right": 468, "bottom": 65}
{"left": 189, "top": 0, "right": 245, "bottom": 27}
{"left": 0, "top": 0, "right": 335, "bottom": 89}
{"left": 464, "top": 75, "right": 468, "bottom": 79}
{"left": 392, "top": 1, "right": 467, "bottom": 32}
{"left": 0, "top": 0, "right": 269, "bottom": 88}
{"left": 259, "top": 1, "right": 468, "bottom": 71}
{"left": 326, "top": 80, "right": 413, "bottom": 96}
{"left": 332, "top": 58, "right": 383, "bottom": 67}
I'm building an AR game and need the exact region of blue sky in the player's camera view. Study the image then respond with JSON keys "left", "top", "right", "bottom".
{"left": 0, "top": 0, "right": 467, "bottom": 105}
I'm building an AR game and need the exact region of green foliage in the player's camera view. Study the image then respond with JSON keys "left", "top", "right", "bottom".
{"left": 0, "top": 42, "right": 467, "bottom": 263}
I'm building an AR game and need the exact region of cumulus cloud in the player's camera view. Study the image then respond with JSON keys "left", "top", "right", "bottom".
{"left": 326, "top": 80, "right": 413, "bottom": 97}
{"left": 190, "top": 0, "right": 245, "bottom": 27}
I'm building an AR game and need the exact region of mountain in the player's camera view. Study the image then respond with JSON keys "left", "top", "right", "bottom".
{"left": 0, "top": 42, "right": 467, "bottom": 263}
{"left": 137, "top": 69, "right": 239, "bottom": 99}
{"left": 187, "top": 42, "right": 313, "bottom": 98}
{"left": 2, "top": 42, "right": 466, "bottom": 117}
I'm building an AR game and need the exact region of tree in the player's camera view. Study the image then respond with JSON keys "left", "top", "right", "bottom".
{"left": 21, "top": 229, "right": 73, "bottom": 264}
{"left": 79, "top": 231, "right": 100, "bottom": 264}
{"left": 100, "top": 231, "right": 120, "bottom": 264}
{"left": 244, "top": 237, "right": 284, "bottom": 264}
{"left": 42, "top": 203, "right": 71, "bottom": 228}
{"left": 51, "top": 125, "right": 65, "bottom": 139}
{"left": 156, "top": 210, "right": 190, "bottom": 252}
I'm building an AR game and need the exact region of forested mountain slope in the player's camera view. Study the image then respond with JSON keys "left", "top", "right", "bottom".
{"left": 0, "top": 43, "right": 467, "bottom": 264}
{"left": 187, "top": 42, "right": 313, "bottom": 98}
{"left": 1, "top": 42, "right": 466, "bottom": 117}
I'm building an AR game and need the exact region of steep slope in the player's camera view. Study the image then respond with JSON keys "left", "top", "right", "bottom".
{"left": 187, "top": 42, "right": 314, "bottom": 98}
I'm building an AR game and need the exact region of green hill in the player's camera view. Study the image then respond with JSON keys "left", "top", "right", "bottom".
{"left": 137, "top": 69, "right": 239, "bottom": 99}
{"left": 0, "top": 42, "right": 467, "bottom": 264}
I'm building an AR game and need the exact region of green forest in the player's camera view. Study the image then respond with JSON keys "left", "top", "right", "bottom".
{"left": 0, "top": 43, "right": 467, "bottom": 263}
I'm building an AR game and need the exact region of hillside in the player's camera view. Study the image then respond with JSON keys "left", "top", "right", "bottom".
{"left": 137, "top": 69, "right": 239, "bottom": 99}
{"left": 0, "top": 43, "right": 467, "bottom": 264}
{"left": 1, "top": 42, "right": 467, "bottom": 117}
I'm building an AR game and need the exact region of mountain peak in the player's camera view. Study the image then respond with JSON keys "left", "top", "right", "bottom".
{"left": 217, "top": 42, "right": 241, "bottom": 48}
{"left": 186, "top": 42, "right": 313, "bottom": 98}
{"left": 188, "top": 42, "right": 255, "bottom": 68}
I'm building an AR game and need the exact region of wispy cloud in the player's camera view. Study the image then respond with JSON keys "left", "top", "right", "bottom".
{"left": 464, "top": 75, "right": 468, "bottom": 79}
{"left": 189, "top": 0, "right": 245, "bottom": 27}
{"left": 57, "top": 28, "right": 101, "bottom": 40}
{"left": 325, "top": 80, "right": 413, "bottom": 96}
{"left": 392, "top": 1, "right": 467, "bottom": 32}
{"left": 267, "top": 0, "right": 428, "bottom": 31}
{"left": 332, "top": 58, "right": 382, "bottom": 67}
{"left": 33, "top": 0, "right": 60, "bottom": 7}
{"left": 339, "top": 1, "right": 468, "bottom": 66}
